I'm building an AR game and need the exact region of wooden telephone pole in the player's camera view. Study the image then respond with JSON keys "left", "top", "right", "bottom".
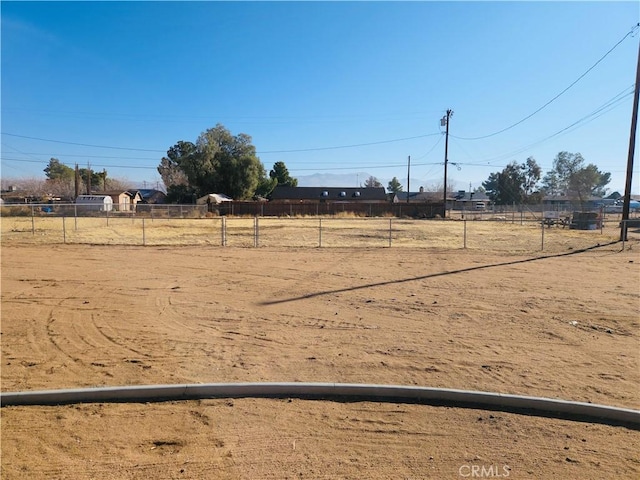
{"left": 441, "top": 109, "right": 453, "bottom": 218}
{"left": 620, "top": 37, "right": 640, "bottom": 241}
{"left": 406, "top": 156, "right": 411, "bottom": 204}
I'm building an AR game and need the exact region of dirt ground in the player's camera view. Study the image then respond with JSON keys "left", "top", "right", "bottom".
{"left": 1, "top": 241, "right": 639, "bottom": 479}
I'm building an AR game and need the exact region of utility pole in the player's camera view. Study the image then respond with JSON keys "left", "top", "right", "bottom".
{"left": 620, "top": 37, "right": 640, "bottom": 241}
{"left": 74, "top": 164, "right": 80, "bottom": 199}
{"left": 441, "top": 109, "right": 453, "bottom": 218}
{"left": 86, "top": 162, "right": 92, "bottom": 195}
{"left": 407, "top": 155, "right": 411, "bottom": 204}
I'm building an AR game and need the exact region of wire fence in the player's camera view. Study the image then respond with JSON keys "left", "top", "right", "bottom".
{"left": 2, "top": 203, "right": 636, "bottom": 253}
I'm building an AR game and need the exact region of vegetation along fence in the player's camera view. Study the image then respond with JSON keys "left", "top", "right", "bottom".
{"left": 2, "top": 203, "right": 636, "bottom": 253}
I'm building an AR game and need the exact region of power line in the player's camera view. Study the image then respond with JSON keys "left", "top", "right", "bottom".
{"left": 1, "top": 133, "right": 166, "bottom": 152}
{"left": 0, "top": 157, "right": 157, "bottom": 169}
{"left": 2, "top": 83, "right": 633, "bottom": 175}
{"left": 412, "top": 134, "right": 444, "bottom": 160}
{"left": 11, "top": 152, "right": 161, "bottom": 161}
{"left": 1, "top": 131, "right": 442, "bottom": 155}
{"left": 256, "top": 133, "right": 441, "bottom": 154}
{"left": 0, "top": 155, "right": 442, "bottom": 173}
{"left": 456, "top": 85, "right": 635, "bottom": 167}
{"left": 454, "top": 23, "right": 640, "bottom": 141}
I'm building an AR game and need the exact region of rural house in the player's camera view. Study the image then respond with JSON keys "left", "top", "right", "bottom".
{"left": 271, "top": 186, "right": 387, "bottom": 203}
{"left": 103, "top": 190, "right": 142, "bottom": 211}
{"left": 136, "top": 189, "right": 166, "bottom": 204}
{"left": 269, "top": 186, "right": 388, "bottom": 217}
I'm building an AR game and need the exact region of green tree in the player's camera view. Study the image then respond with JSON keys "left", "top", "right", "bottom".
{"left": 165, "top": 184, "right": 198, "bottom": 204}
{"left": 44, "top": 158, "right": 74, "bottom": 181}
{"left": 523, "top": 156, "right": 542, "bottom": 197}
{"left": 78, "top": 168, "right": 103, "bottom": 193}
{"left": 542, "top": 151, "right": 584, "bottom": 195}
{"left": 364, "top": 176, "right": 382, "bottom": 188}
{"left": 157, "top": 141, "right": 192, "bottom": 189}
{"left": 255, "top": 176, "right": 278, "bottom": 199}
{"left": 482, "top": 158, "right": 541, "bottom": 205}
{"left": 568, "top": 164, "right": 611, "bottom": 204}
{"left": 542, "top": 151, "right": 610, "bottom": 202}
{"left": 158, "top": 124, "right": 268, "bottom": 200}
{"left": 269, "top": 161, "right": 298, "bottom": 187}
{"left": 387, "top": 177, "right": 403, "bottom": 194}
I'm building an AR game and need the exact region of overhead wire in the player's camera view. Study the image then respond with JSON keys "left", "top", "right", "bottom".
{"left": 1, "top": 131, "right": 442, "bottom": 155}
{"left": 256, "top": 132, "right": 441, "bottom": 154}
{"left": 453, "top": 23, "right": 640, "bottom": 141}
{"left": 454, "top": 84, "right": 635, "bottom": 168}
{"left": 1, "top": 133, "right": 166, "bottom": 153}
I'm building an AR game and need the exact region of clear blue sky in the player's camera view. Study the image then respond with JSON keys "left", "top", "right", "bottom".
{"left": 2, "top": 1, "right": 639, "bottom": 194}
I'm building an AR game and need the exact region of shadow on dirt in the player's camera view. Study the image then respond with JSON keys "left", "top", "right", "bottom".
{"left": 259, "top": 241, "right": 622, "bottom": 306}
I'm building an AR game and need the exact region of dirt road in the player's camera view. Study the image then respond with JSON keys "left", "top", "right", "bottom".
{"left": 1, "top": 243, "right": 638, "bottom": 479}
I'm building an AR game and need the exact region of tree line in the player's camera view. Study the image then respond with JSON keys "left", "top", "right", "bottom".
{"left": 481, "top": 152, "right": 610, "bottom": 205}
{"left": 35, "top": 124, "right": 612, "bottom": 206}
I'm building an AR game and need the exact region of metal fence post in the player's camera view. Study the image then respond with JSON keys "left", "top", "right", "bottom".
{"left": 388, "top": 218, "right": 392, "bottom": 247}
{"left": 254, "top": 217, "right": 259, "bottom": 247}
{"left": 74, "top": 204, "right": 78, "bottom": 231}
{"left": 63, "top": 216, "right": 66, "bottom": 244}
{"left": 221, "top": 217, "right": 227, "bottom": 247}
{"left": 600, "top": 207, "right": 604, "bottom": 234}
{"left": 464, "top": 220, "right": 467, "bottom": 249}
{"left": 31, "top": 205, "right": 35, "bottom": 235}
{"left": 541, "top": 218, "right": 545, "bottom": 251}
{"left": 319, "top": 218, "right": 322, "bottom": 248}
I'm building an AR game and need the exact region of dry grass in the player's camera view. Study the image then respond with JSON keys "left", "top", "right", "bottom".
{"left": 1, "top": 214, "right": 629, "bottom": 253}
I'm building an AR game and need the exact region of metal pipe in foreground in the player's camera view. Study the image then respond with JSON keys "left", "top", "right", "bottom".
{"left": 2, "top": 383, "right": 638, "bottom": 429}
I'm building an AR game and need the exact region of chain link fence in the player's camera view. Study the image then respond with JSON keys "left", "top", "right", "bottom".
{"left": 2, "top": 202, "right": 636, "bottom": 253}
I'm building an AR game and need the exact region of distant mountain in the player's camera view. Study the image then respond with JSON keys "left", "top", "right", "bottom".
{"left": 295, "top": 172, "right": 370, "bottom": 188}
{"left": 295, "top": 172, "right": 426, "bottom": 192}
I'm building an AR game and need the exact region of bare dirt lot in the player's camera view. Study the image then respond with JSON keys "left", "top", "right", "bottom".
{"left": 1, "top": 234, "right": 639, "bottom": 478}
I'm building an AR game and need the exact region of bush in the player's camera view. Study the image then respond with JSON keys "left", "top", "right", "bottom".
{"left": 0, "top": 206, "right": 32, "bottom": 217}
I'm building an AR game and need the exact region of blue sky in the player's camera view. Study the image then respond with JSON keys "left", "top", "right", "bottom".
{"left": 2, "top": 1, "right": 639, "bottom": 194}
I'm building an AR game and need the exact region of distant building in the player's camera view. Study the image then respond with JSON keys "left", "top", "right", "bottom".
{"left": 393, "top": 187, "right": 442, "bottom": 203}
{"left": 102, "top": 190, "right": 141, "bottom": 211}
{"left": 136, "top": 189, "right": 166, "bottom": 204}
{"left": 271, "top": 186, "right": 388, "bottom": 203}
{"left": 75, "top": 195, "right": 113, "bottom": 212}
{"left": 452, "top": 190, "right": 491, "bottom": 210}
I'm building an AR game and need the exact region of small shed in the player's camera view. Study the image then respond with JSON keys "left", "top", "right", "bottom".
{"left": 196, "top": 194, "right": 233, "bottom": 205}
{"left": 75, "top": 195, "right": 113, "bottom": 212}
{"left": 104, "top": 190, "right": 141, "bottom": 211}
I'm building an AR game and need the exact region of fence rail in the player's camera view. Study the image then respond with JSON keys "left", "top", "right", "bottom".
{"left": 4, "top": 201, "right": 637, "bottom": 219}
{"left": 2, "top": 204, "right": 635, "bottom": 253}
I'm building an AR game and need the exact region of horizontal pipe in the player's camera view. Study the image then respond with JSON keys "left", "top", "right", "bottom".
{"left": 2, "top": 382, "right": 638, "bottom": 429}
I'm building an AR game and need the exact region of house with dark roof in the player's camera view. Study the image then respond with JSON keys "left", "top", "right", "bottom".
{"left": 452, "top": 190, "right": 491, "bottom": 210}
{"left": 393, "top": 187, "right": 442, "bottom": 203}
{"left": 135, "top": 189, "right": 166, "bottom": 204}
{"left": 270, "top": 186, "right": 388, "bottom": 203}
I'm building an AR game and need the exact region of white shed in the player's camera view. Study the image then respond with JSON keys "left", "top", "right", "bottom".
{"left": 75, "top": 195, "right": 114, "bottom": 212}
{"left": 196, "top": 193, "right": 233, "bottom": 205}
